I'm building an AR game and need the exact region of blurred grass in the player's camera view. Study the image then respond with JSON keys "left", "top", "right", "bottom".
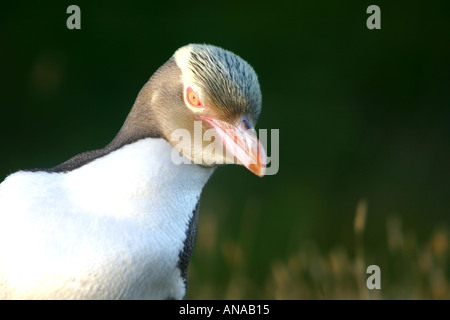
{"left": 186, "top": 199, "right": 449, "bottom": 299}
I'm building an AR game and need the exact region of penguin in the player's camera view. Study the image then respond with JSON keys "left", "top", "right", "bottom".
{"left": 0, "top": 44, "right": 266, "bottom": 299}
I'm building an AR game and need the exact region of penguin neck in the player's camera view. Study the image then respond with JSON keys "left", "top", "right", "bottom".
{"left": 63, "top": 137, "right": 215, "bottom": 219}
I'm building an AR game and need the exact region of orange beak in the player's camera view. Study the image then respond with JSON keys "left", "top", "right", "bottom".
{"left": 200, "top": 117, "right": 267, "bottom": 177}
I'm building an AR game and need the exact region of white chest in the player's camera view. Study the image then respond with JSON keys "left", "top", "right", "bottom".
{"left": 0, "top": 138, "right": 214, "bottom": 299}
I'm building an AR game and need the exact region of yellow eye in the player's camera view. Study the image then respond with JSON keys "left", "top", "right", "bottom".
{"left": 187, "top": 87, "right": 202, "bottom": 107}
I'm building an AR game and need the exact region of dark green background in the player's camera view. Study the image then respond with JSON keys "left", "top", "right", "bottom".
{"left": 0, "top": 1, "right": 448, "bottom": 298}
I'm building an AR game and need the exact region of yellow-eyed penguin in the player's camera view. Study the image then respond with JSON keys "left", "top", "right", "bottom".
{"left": 0, "top": 44, "right": 266, "bottom": 299}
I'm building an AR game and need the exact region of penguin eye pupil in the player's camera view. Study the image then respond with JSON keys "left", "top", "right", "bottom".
{"left": 187, "top": 88, "right": 202, "bottom": 107}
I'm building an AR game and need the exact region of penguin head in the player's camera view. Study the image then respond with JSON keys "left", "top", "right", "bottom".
{"left": 124, "top": 44, "right": 266, "bottom": 177}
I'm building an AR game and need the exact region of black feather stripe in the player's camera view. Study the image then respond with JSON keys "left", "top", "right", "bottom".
{"left": 178, "top": 198, "right": 200, "bottom": 290}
